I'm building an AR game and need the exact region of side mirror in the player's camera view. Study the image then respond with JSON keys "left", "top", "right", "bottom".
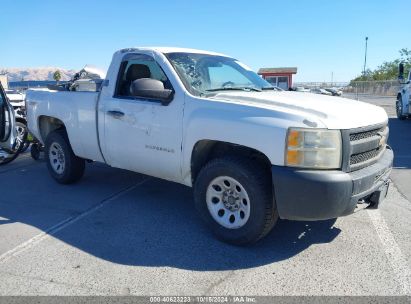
{"left": 398, "top": 62, "right": 404, "bottom": 81}
{"left": 130, "top": 78, "right": 174, "bottom": 106}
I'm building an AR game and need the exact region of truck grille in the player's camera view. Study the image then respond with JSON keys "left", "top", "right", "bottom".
{"left": 349, "top": 127, "right": 384, "bottom": 141}
{"left": 345, "top": 124, "right": 388, "bottom": 171}
{"left": 350, "top": 148, "right": 381, "bottom": 165}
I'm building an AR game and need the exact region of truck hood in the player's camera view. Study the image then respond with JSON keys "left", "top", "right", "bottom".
{"left": 211, "top": 91, "right": 388, "bottom": 129}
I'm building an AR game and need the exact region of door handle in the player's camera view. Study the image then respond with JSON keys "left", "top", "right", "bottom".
{"left": 107, "top": 110, "right": 125, "bottom": 118}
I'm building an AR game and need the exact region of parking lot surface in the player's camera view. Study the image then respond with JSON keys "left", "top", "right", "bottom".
{"left": 0, "top": 94, "right": 410, "bottom": 296}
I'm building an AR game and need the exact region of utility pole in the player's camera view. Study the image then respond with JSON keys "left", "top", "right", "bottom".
{"left": 363, "top": 36, "right": 368, "bottom": 77}
{"left": 331, "top": 72, "right": 334, "bottom": 85}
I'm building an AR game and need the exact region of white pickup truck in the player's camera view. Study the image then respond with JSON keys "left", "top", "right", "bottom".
{"left": 20, "top": 47, "right": 393, "bottom": 245}
{"left": 396, "top": 62, "right": 411, "bottom": 120}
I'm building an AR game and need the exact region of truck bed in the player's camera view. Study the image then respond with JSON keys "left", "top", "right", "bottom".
{"left": 26, "top": 89, "right": 104, "bottom": 162}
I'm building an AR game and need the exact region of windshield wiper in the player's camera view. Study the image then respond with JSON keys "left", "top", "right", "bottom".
{"left": 261, "top": 86, "right": 282, "bottom": 91}
{"left": 206, "top": 87, "right": 262, "bottom": 92}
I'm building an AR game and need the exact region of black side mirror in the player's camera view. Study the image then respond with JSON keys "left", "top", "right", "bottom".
{"left": 130, "top": 78, "right": 174, "bottom": 106}
{"left": 398, "top": 62, "right": 404, "bottom": 80}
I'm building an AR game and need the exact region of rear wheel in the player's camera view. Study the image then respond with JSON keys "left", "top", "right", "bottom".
{"left": 396, "top": 96, "right": 407, "bottom": 120}
{"left": 45, "top": 130, "right": 85, "bottom": 184}
{"left": 194, "top": 156, "right": 278, "bottom": 245}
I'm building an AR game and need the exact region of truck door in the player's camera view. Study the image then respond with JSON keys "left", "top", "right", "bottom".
{"left": 0, "top": 83, "right": 16, "bottom": 152}
{"left": 98, "top": 53, "right": 184, "bottom": 182}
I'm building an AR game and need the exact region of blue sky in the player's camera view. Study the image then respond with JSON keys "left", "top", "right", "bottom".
{"left": 0, "top": 0, "right": 409, "bottom": 82}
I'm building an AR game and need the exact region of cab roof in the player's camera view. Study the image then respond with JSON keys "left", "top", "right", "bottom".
{"left": 117, "top": 47, "right": 230, "bottom": 58}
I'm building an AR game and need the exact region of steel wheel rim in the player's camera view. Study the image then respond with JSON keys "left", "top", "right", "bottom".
{"left": 206, "top": 176, "right": 251, "bottom": 229}
{"left": 396, "top": 99, "right": 403, "bottom": 117}
{"left": 49, "top": 142, "right": 65, "bottom": 174}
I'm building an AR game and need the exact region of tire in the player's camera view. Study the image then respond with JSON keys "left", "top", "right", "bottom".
{"left": 30, "top": 143, "right": 41, "bottom": 160}
{"left": 15, "top": 121, "right": 30, "bottom": 153}
{"left": 0, "top": 121, "right": 28, "bottom": 166}
{"left": 396, "top": 96, "right": 406, "bottom": 120}
{"left": 194, "top": 156, "right": 278, "bottom": 245}
{"left": 45, "top": 129, "right": 85, "bottom": 184}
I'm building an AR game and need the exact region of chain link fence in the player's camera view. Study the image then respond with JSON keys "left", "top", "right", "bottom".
{"left": 295, "top": 80, "right": 401, "bottom": 97}
{"left": 294, "top": 82, "right": 348, "bottom": 89}
{"left": 344, "top": 80, "right": 401, "bottom": 97}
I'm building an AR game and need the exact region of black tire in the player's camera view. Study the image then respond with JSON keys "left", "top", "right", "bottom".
{"left": 30, "top": 143, "right": 41, "bottom": 160}
{"left": 45, "top": 129, "right": 85, "bottom": 184}
{"left": 194, "top": 156, "right": 278, "bottom": 245}
{"left": 0, "top": 121, "right": 28, "bottom": 166}
{"left": 396, "top": 96, "right": 406, "bottom": 120}
{"left": 15, "top": 121, "right": 30, "bottom": 153}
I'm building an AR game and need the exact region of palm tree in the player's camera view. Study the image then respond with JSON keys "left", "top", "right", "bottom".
{"left": 53, "top": 70, "right": 62, "bottom": 84}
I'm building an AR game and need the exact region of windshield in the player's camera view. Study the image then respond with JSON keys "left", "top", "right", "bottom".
{"left": 165, "top": 52, "right": 274, "bottom": 96}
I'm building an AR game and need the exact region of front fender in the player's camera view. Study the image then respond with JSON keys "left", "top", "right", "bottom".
{"left": 181, "top": 105, "right": 291, "bottom": 186}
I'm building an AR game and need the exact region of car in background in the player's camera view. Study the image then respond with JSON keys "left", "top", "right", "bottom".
{"left": 5, "top": 90, "right": 25, "bottom": 109}
{"left": 295, "top": 87, "right": 310, "bottom": 92}
{"left": 310, "top": 88, "right": 332, "bottom": 95}
{"left": 325, "top": 88, "right": 343, "bottom": 96}
{"left": 5, "top": 89, "right": 26, "bottom": 120}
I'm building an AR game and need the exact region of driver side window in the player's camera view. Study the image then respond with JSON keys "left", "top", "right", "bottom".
{"left": 115, "top": 54, "right": 171, "bottom": 97}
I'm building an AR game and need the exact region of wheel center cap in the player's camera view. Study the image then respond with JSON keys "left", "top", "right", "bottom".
{"left": 57, "top": 151, "right": 64, "bottom": 163}
{"left": 223, "top": 190, "right": 240, "bottom": 211}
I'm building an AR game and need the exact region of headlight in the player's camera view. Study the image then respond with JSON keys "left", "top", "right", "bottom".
{"left": 285, "top": 128, "right": 342, "bottom": 169}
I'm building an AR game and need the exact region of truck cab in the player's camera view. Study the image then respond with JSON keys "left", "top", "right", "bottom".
{"left": 396, "top": 63, "right": 411, "bottom": 120}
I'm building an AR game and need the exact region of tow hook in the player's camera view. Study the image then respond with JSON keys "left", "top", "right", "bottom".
{"left": 354, "top": 199, "right": 369, "bottom": 213}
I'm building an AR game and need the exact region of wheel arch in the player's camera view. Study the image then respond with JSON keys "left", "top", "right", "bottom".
{"left": 38, "top": 115, "right": 67, "bottom": 143}
{"left": 190, "top": 140, "right": 272, "bottom": 185}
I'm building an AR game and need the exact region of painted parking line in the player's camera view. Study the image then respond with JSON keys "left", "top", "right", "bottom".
{"left": 0, "top": 178, "right": 148, "bottom": 265}
{"left": 367, "top": 209, "right": 411, "bottom": 295}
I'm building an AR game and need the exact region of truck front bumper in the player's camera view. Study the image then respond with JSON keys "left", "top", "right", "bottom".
{"left": 272, "top": 147, "right": 393, "bottom": 221}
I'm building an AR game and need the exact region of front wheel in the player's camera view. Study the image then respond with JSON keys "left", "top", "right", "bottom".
{"left": 45, "top": 130, "right": 85, "bottom": 184}
{"left": 194, "top": 157, "right": 278, "bottom": 245}
{"left": 396, "top": 97, "right": 407, "bottom": 120}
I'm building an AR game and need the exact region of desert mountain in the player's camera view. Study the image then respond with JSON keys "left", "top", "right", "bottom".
{"left": 0, "top": 67, "right": 76, "bottom": 82}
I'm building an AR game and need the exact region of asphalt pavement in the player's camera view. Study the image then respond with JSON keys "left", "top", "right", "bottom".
{"left": 0, "top": 94, "right": 410, "bottom": 296}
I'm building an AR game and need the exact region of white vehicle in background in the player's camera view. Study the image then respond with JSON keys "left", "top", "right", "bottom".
{"left": 5, "top": 89, "right": 25, "bottom": 108}
{"left": 24, "top": 47, "right": 393, "bottom": 245}
{"left": 295, "top": 87, "right": 310, "bottom": 92}
{"left": 310, "top": 88, "right": 332, "bottom": 95}
{"left": 324, "top": 88, "right": 343, "bottom": 96}
{"left": 396, "top": 62, "right": 411, "bottom": 120}
{"left": 5, "top": 89, "right": 26, "bottom": 119}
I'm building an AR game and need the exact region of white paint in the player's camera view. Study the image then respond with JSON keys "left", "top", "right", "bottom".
{"left": 0, "top": 180, "right": 147, "bottom": 265}
{"left": 367, "top": 209, "right": 411, "bottom": 295}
